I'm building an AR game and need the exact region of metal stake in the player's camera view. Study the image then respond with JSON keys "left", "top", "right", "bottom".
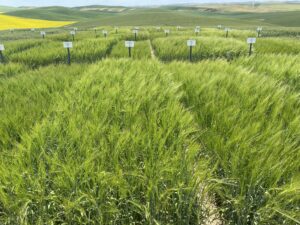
{"left": 0, "top": 51, "right": 4, "bottom": 63}
{"left": 249, "top": 43, "right": 253, "bottom": 56}
{"left": 128, "top": 47, "right": 132, "bottom": 57}
{"left": 67, "top": 48, "right": 71, "bottom": 65}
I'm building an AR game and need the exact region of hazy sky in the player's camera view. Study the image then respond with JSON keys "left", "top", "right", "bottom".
{"left": 1, "top": 0, "right": 280, "bottom": 7}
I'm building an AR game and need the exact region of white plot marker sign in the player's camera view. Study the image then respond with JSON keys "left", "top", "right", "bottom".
{"left": 257, "top": 27, "right": 263, "bottom": 37}
{"left": 133, "top": 29, "right": 138, "bottom": 41}
{"left": 125, "top": 41, "right": 135, "bottom": 48}
{"left": 103, "top": 30, "right": 108, "bottom": 38}
{"left": 63, "top": 42, "right": 73, "bottom": 65}
{"left": 164, "top": 29, "right": 170, "bottom": 37}
{"left": 40, "top": 31, "right": 46, "bottom": 39}
{"left": 247, "top": 38, "right": 256, "bottom": 56}
{"left": 0, "top": 44, "right": 5, "bottom": 63}
{"left": 187, "top": 40, "right": 196, "bottom": 62}
{"left": 125, "top": 41, "right": 135, "bottom": 57}
{"left": 63, "top": 42, "right": 73, "bottom": 48}
{"left": 195, "top": 28, "right": 200, "bottom": 35}
{"left": 70, "top": 31, "right": 76, "bottom": 41}
{"left": 247, "top": 38, "right": 256, "bottom": 44}
{"left": 217, "top": 25, "right": 222, "bottom": 29}
{"left": 225, "top": 28, "right": 229, "bottom": 38}
{"left": 187, "top": 40, "right": 196, "bottom": 47}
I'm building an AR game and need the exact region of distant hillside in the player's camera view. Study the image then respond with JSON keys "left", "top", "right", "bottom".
{"left": 197, "top": 2, "right": 300, "bottom": 13}
{"left": 230, "top": 10, "right": 300, "bottom": 27}
{"left": 6, "top": 6, "right": 117, "bottom": 21}
{"left": 161, "top": 3, "right": 300, "bottom": 27}
{"left": 76, "top": 8, "right": 272, "bottom": 27}
{"left": 74, "top": 5, "right": 130, "bottom": 13}
{"left": 4, "top": 3, "right": 300, "bottom": 27}
{"left": 0, "top": 6, "right": 21, "bottom": 12}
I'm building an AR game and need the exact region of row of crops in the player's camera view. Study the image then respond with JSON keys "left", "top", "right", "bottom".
{"left": 0, "top": 58, "right": 299, "bottom": 224}
{"left": 3, "top": 25, "right": 300, "bottom": 41}
{"left": 1, "top": 36, "right": 300, "bottom": 68}
{"left": 0, "top": 27, "right": 259, "bottom": 41}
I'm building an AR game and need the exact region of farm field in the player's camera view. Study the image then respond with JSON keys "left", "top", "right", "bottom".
{"left": 0, "top": 3, "right": 300, "bottom": 225}
{"left": 0, "top": 14, "right": 74, "bottom": 31}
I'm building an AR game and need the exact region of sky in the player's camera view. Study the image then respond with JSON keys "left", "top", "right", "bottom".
{"left": 0, "top": 0, "right": 287, "bottom": 7}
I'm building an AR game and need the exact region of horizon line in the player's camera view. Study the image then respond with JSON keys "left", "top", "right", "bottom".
{"left": 1, "top": 0, "right": 300, "bottom": 8}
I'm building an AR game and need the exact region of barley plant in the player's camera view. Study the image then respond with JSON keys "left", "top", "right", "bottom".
{"left": 166, "top": 60, "right": 300, "bottom": 225}
{"left": 0, "top": 63, "right": 29, "bottom": 78}
{"left": 0, "top": 64, "right": 87, "bottom": 151}
{"left": 0, "top": 24, "right": 299, "bottom": 225}
{"left": 152, "top": 37, "right": 248, "bottom": 61}
{"left": 255, "top": 38, "right": 300, "bottom": 54}
{"left": 120, "top": 30, "right": 151, "bottom": 41}
{"left": 9, "top": 39, "right": 117, "bottom": 67}
{"left": 234, "top": 54, "right": 300, "bottom": 91}
{"left": 0, "top": 60, "right": 211, "bottom": 224}
{"left": 3, "top": 39, "right": 44, "bottom": 58}
{"left": 110, "top": 40, "right": 151, "bottom": 59}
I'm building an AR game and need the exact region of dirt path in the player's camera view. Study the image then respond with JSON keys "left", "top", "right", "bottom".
{"left": 203, "top": 197, "right": 223, "bottom": 225}
{"left": 149, "top": 40, "right": 156, "bottom": 59}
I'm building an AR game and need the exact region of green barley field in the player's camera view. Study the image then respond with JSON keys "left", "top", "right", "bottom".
{"left": 0, "top": 4, "right": 300, "bottom": 224}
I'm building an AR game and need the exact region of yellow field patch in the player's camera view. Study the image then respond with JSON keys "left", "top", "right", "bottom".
{"left": 0, "top": 14, "right": 75, "bottom": 30}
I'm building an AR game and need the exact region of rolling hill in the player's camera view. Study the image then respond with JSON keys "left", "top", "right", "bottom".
{"left": 228, "top": 11, "right": 300, "bottom": 27}
{"left": 76, "top": 8, "right": 273, "bottom": 27}
{"left": 0, "top": 6, "right": 21, "bottom": 12}
{"left": 3, "top": 3, "right": 300, "bottom": 27}
{"left": 74, "top": 5, "right": 130, "bottom": 13}
{"left": 6, "top": 6, "right": 117, "bottom": 21}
